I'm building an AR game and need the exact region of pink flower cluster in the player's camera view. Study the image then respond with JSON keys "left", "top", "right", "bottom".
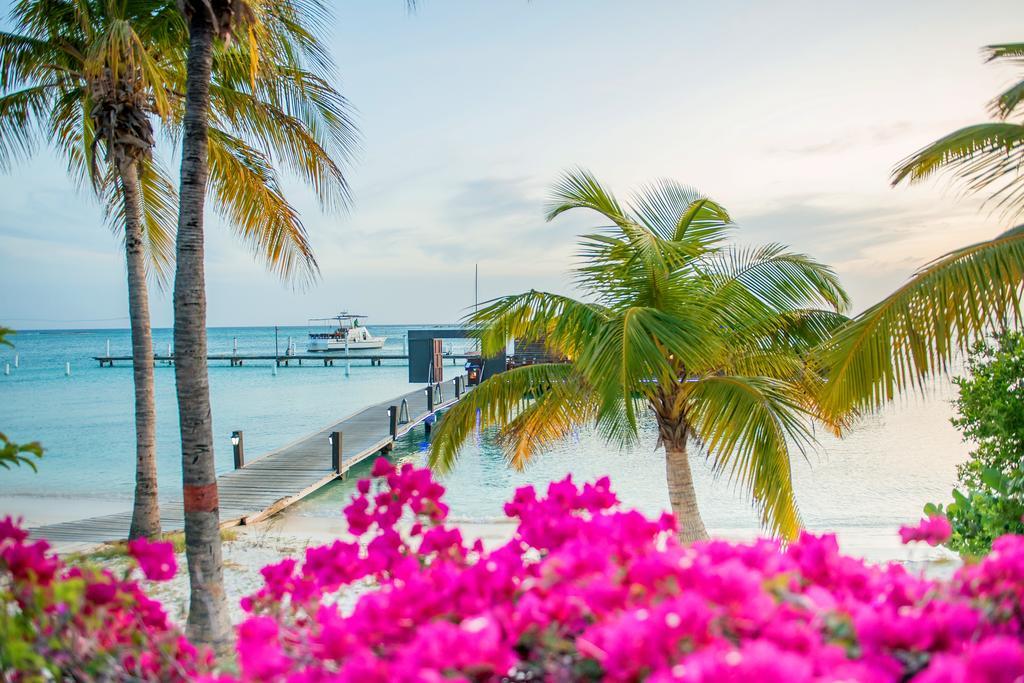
{"left": 899, "top": 515, "right": 954, "bottom": 546}
{"left": 224, "top": 459, "right": 1024, "bottom": 682}
{"left": 0, "top": 517, "right": 209, "bottom": 681}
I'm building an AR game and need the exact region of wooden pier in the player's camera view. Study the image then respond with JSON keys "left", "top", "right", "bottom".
{"left": 93, "top": 353, "right": 473, "bottom": 368}
{"left": 29, "top": 377, "right": 466, "bottom": 546}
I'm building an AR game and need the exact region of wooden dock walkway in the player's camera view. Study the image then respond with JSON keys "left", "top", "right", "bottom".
{"left": 93, "top": 353, "right": 473, "bottom": 367}
{"left": 29, "top": 377, "right": 465, "bottom": 546}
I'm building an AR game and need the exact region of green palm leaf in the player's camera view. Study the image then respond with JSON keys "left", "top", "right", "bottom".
{"left": 429, "top": 363, "right": 582, "bottom": 473}
{"left": 819, "top": 225, "right": 1024, "bottom": 416}
{"left": 684, "top": 374, "right": 810, "bottom": 539}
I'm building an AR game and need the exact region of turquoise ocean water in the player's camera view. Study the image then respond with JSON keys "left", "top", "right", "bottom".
{"left": 0, "top": 326, "right": 968, "bottom": 537}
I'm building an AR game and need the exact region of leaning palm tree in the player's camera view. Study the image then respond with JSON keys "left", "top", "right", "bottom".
{"left": 429, "top": 170, "right": 851, "bottom": 541}
{"left": 818, "top": 43, "right": 1024, "bottom": 418}
{"left": 171, "top": 0, "right": 354, "bottom": 651}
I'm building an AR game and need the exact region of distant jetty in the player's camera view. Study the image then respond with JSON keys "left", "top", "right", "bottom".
{"left": 93, "top": 352, "right": 474, "bottom": 368}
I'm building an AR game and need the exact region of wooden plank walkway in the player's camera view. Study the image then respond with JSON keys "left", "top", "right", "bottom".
{"left": 29, "top": 378, "right": 465, "bottom": 546}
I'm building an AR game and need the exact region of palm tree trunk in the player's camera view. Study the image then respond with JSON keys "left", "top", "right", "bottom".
{"left": 664, "top": 434, "right": 709, "bottom": 543}
{"left": 120, "top": 162, "right": 161, "bottom": 540}
{"left": 174, "top": 13, "right": 231, "bottom": 654}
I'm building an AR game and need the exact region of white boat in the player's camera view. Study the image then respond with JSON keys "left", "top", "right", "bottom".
{"left": 307, "top": 313, "right": 387, "bottom": 351}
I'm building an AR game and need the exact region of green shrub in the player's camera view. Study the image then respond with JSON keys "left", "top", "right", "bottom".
{"left": 926, "top": 331, "right": 1024, "bottom": 556}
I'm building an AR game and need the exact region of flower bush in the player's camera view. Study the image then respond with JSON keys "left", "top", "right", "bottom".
{"left": 6, "top": 460, "right": 1024, "bottom": 681}
{"left": 0, "top": 518, "right": 209, "bottom": 680}
{"left": 224, "top": 459, "right": 1024, "bottom": 682}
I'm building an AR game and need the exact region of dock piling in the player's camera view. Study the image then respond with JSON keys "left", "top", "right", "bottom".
{"left": 388, "top": 405, "right": 399, "bottom": 439}
{"left": 106, "top": 339, "right": 110, "bottom": 357}
{"left": 13, "top": 353, "right": 17, "bottom": 369}
{"left": 231, "top": 431, "right": 245, "bottom": 469}
{"left": 4, "top": 363, "right": 9, "bottom": 376}
{"left": 65, "top": 362, "right": 71, "bottom": 377}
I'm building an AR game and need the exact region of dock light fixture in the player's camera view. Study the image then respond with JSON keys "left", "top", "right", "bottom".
{"left": 231, "top": 430, "right": 244, "bottom": 469}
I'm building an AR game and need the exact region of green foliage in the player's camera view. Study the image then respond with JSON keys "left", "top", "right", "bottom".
{"left": 926, "top": 331, "right": 1024, "bottom": 556}
{"left": 0, "top": 327, "right": 42, "bottom": 472}
{"left": 892, "top": 41, "right": 1024, "bottom": 218}
{"left": 0, "top": 0, "right": 356, "bottom": 286}
{"left": 431, "top": 170, "right": 851, "bottom": 538}
{"left": 0, "top": 432, "right": 42, "bottom": 472}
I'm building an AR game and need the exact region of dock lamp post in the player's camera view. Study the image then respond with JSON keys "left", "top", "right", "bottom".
{"left": 231, "top": 430, "right": 244, "bottom": 469}
{"left": 329, "top": 431, "right": 342, "bottom": 474}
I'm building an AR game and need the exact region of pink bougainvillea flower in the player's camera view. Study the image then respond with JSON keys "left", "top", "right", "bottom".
{"left": 223, "top": 463, "right": 1024, "bottom": 682}
{"left": 899, "top": 515, "right": 953, "bottom": 546}
{"left": 127, "top": 537, "right": 177, "bottom": 581}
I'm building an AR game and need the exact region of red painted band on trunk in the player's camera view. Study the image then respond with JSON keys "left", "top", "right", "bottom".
{"left": 183, "top": 483, "right": 219, "bottom": 513}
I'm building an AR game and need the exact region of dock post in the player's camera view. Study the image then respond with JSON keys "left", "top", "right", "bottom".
{"left": 4, "top": 363, "right": 9, "bottom": 376}
{"left": 330, "top": 431, "right": 342, "bottom": 474}
{"left": 426, "top": 386, "right": 434, "bottom": 412}
{"left": 388, "top": 406, "right": 399, "bottom": 439}
{"left": 106, "top": 339, "right": 110, "bottom": 357}
{"left": 231, "top": 431, "right": 245, "bottom": 469}
{"left": 13, "top": 353, "right": 17, "bottom": 369}
{"left": 65, "top": 362, "right": 71, "bottom": 377}
{"left": 455, "top": 376, "right": 462, "bottom": 398}
{"left": 233, "top": 337, "right": 238, "bottom": 355}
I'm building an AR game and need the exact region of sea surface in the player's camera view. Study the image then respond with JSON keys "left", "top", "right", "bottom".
{"left": 0, "top": 326, "right": 969, "bottom": 544}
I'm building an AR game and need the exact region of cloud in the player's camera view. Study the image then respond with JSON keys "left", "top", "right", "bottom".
{"left": 765, "top": 122, "right": 915, "bottom": 157}
{"left": 736, "top": 192, "right": 994, "bottom": 311}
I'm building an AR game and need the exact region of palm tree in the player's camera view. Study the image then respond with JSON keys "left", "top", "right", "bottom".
{"left": 1, "top": 0, "right": 182, "bottom": 540}
{"left": 0, "top": 1, "right": 353, "bottom": 550}
{"left": 818, "top": 43, "right": 1024, "bottom": 417}
{"left": 171, "top": 0, "right": 354, "bottom": 651}
{"left": 429, "top": 170, "right": 850, "bottom": 541}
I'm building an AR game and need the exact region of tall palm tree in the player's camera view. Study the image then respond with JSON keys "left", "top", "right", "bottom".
{"left": 1, "top": 0, "right": 181, "bottom": 540}
{"left": 430, "top": 170, "right": 850, "bottom": 541}
{"left": 171, "top": 0, "right": 354, "bottom": 651}
{"left": 0, "top": 1, "right": 353, "bottom": 549}
{"left": 818, "top": 43, "right": 1024, "bottom": 417}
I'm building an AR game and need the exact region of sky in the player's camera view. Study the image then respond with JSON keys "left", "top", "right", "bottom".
{"left": 1, "top": 0, "right": 1022, "bottom": 328}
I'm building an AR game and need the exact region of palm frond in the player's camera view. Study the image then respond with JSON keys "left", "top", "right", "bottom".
{"left": 207, "top": 127, "right": 318, "bottom": 285}
{"left": 685, "top": 375, "right": 812, "bottom": 539}
{"left": 429, "top": 363, "right": 582, "bottom": 473}
{"left": 891, "top": 123, "right": 1024, "bottom": 217}
{"left": 629, "top": 178, "right": 732, "bottom": 247}
{"left": 496, "top": 375, "right": 597, "bottom": 470}
{"left": 468, "top": 290, "right": 611, "bottom": 359}
{"left": 818, "top": 225, "right": 1024, "bottom": 417}
{"left": 546, "top": 168, "right": 631, "bottom": 227}
{"left": 207, "top": 77, "right": 355, "bottom": 211}
{"left": 704, "top": 244, "right": 850, "bottom": 317}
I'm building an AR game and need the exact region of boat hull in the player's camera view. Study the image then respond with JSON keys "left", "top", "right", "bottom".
{"left": 307, "top": 337, "right": 387, "bottom": 352}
